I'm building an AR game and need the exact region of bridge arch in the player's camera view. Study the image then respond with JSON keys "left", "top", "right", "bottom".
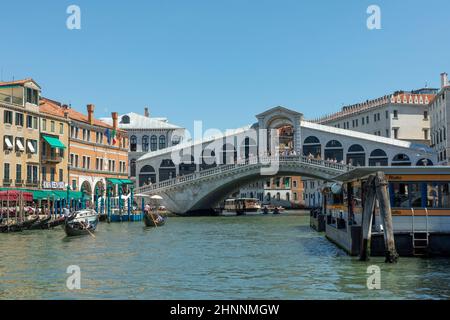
{"left": 392, "top": 153, "right": 412, "bottom": 166}
{"left": 139, "top": 165, "right": 156, "bottom": 186}
{"left": 347, "top": 144, "right": 366, "bottom": 166}
{"left": 369, "top": 149, "right": 388, "bottom": 166}
{"left": 303, "top": 136, "right": 321, "bottom": 157}
{"left": 324, "top": 140, "right": 343, "bottom": 162}
{"left": 159, "top": 159, "right": 176, "bottom": 181}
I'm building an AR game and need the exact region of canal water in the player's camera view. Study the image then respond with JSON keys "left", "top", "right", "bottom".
{"left": 1, "top": 213, "right": 450, "bottom": 300}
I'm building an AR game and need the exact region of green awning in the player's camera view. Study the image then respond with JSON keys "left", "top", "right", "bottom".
{"left": 43, "top": 135, "right": 66, "bottom": 149}
{"left": 120, "top": 179, "right": 134, "bottom": 185}
{"left": 107, "top": 178, "right": 123, "bottom": 185}
{"left": 0, "top": 188, "right": 83, "bottom": 201}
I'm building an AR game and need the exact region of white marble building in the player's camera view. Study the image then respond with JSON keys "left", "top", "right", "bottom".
{"left": 101, "top": 108, "right": 185, "bottom": 185}
{"left": 430, "top": 73, "right": 450, "bottom": 165}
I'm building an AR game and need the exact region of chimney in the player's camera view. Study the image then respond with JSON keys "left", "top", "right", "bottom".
{"left": 441, "top": 72, "right": 448, "bottom": 89}
{"left": 144, "top": 107, "right": 150, "bottom": 118}
{"left": 87, "top": 104, "right": 95, "bottom": 125}
{"left": 112, "top": 112, "right": 118, "bottom": 130}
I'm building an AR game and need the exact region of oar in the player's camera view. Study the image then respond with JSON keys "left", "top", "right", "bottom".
{"left": 80, "top": 221, "right": 96, "bottom": 238}
{"left": 149, "top": 212, "right": 158, "bottom": 228}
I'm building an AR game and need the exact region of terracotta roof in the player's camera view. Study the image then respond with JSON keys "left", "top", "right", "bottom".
{"left": 0, "top": 78, "right": 41, "bottom": 88}
{"left": 40, "top": 98, "right": 125, "bottom": 132}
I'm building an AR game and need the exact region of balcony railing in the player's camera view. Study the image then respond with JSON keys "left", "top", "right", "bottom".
{"left": 2, "top": 179, "right": 12, "bottom": 186}
{"left": 42, "top": 155, "right": 63, "bottom": 163}
{"left": 15, "top": 179, "right": 24, "bottom": 187}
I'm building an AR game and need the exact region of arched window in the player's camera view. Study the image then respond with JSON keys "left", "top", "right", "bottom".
{"left": 139, "top": 165, "right": 156, "bottom": 187}
{"left": 150, "top": 135, "right": 157, "bottom": 151}
{"left": 159, "top": 159, "right": 176, "bottom": 182}
{"left": 267, "top": 193, "right": 271, "bottom": 201}
{"left": 142, "top": 136, "right": 149, "bottom": 152}
{"left": 201, "top": 149, "right": 217, "bottom": 171}
{"left": 369, "top": 149, "right": 388, "bottom": 166}
{"left": 159, "top": 135, "right": 166, "bottom": 149}
{"left": 130, "top": 159, "right": 136, "bottom": 177}
{"left": 347, "top": 144, "right": 366, "bottom": 166}
{"left": 276, "top": 192, "right": 281, "bottom": 201}
{"left": 392, "top": 154, "right": 412, "bottom": 166}
{"left": 293, "top": 192, "right": 298, "bottom": 201}
{"left": 324, "top": 140, "right": 343, "bottom": 162}
{"left": 222, "top": 143, "right": 237, "bottom": 165}
{"left": 179, "top": 155, "right": 196, "bottom": 176}
{"left": 303, "top": 136, "right": 321, "bottom": 157}
{"left": 241, "top": 137, "right": 257, "bottom": 160}
{"left": 416, "top": 159, "right": 434, "bottom": 166}
{"left": 130, "top": 135, "right": 137, "bottom": 152}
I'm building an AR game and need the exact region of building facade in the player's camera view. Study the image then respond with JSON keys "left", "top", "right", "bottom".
{"left": 239, "top": 176, "right": 305, "bottom": 208}
{"left": 0, "top": 79, "right": 41, "bottom": 189}
{"left": 315, "top": 90, "right": 436, "bottom": 144}
{"left": 430, "top": 72, "right": 450, "bottom": 164}
{"left": 41, "top": 98, "right": 129, "bottom": 201}
{"left": 101, "top": 108, "right": 184, "bottom": 186}
{"left": 39, "top": 101, "right": 70, "bottom": 192}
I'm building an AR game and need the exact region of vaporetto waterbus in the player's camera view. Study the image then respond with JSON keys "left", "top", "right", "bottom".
{"left": 312, "top": 167, "right": 450, "bottom": 257}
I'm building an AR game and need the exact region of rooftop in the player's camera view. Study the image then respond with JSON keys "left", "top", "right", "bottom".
{"left": 0, "top": 78, "right": 41, "bottom": 89}
{"left": 100, "top": 112, "right": 182, "bottom": 130}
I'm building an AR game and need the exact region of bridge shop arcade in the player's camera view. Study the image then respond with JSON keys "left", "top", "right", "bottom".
{"left": 311, "top": 166, "right": 450, "bottom": 258}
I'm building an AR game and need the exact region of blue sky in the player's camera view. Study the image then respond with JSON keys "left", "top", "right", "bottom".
{"left": 1, "top": 0, "right": 449, "bottom": 134}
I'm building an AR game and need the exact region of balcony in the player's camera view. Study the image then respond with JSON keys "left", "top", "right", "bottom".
{"left": 15, "top": 179, "right": 24, "bottom": 187}
{"left": 42, "top": 155, "right": 63, "bottom": 163}
{"left": 2, "top": 179, "right": 12, "bottom": 187}
{"left": 25, "top": 180, "right": 40, "bottom": 188}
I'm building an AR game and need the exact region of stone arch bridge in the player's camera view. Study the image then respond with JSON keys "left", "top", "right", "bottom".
{"left": 135, "top": 106, "right": 436, "bottom": 214}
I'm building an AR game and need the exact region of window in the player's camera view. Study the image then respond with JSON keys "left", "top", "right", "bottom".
{"left": 27, "top": 165, "right": 32, "bottom": 183}
{"left": 4, "top": 135, "right": 13, "bottom": 151}
{"left": 4, "top": 163, "right": 10, "bottom": 180}
{"left": 374, "top": 114, "right": 377, "bottom": 122}
{"left": 424, "top": 129, "right": 429, "bottom": 140}
{"left": 42, "top": 166, "right": 47, "bottom": 181}
{"left": 33, "top": 117, "right": 38, "bottom": 129}
{"left": 393, "top": 110, "right": 398, "bottom": 119}
{"left": 150, "top": 135, "right": 157, "bottom": 151}
{"left": 4, "top": 110, "right": 13, "bottom": 124}
{"left": 87, "top": 157, "right": 91, "bottom": 169}
{"left": 377, "top": 113, "right": 380, "bottom": 121}
{"left": 366, "top": 116, "right": 369, "bottom": 124}
{"left": 26, "top": 139, "right": 37, "bottom": 154}
{"left": 424, "top": 111, "right": 428, "bottom": 120}
{"left": 83, "top": 129, "right": 87, "bottom": 141}
{"left": 50, "top": 168, "right": 55, "bottom": 181}
{"left": 15, "top": 137, "right": 24, "bottom": 152}
{"left": 293, "top": 180, "right": 297, "bottom": 188}
{"left": 59, "top": 123, "right": 64, "bottom": 134}
{"left": 26, "top": 88, "right": 39, "bottom": 105}
{"left": 70, "top": 154, "right": 74, "bottom": 166}
{"left": 42, "top": 119, "right": 47, "bottom": 131}
{"left": 130, "top": 135, "right": 137, "bottom": 152}
{"left": 82, "top": 156, "right": 87, "bottom": 169}
{"left": 50, "top": 121, "right": 55, "bottom": 132}
{"left": 386, "top": 110, "right": 389, "bottom": 119}
{"left": 121, "top": 115, "right": 130, "bottom": 124}
{"left": 130, "top": 159, "right": 136, "bottom": 177}
{"left": 159, "top": 135, "right": 166, "bottom": 149}
{"left": 59, "top": 169, "right": 64, "bottom": 182}
{"left": 362, "top": 117, "right": 365, "bottom": 125}
{"left": 96, "top": 158, "right": 100, "bottom": 170}
{"left": 14, "top": 113, "right": 23, "bottom": 126}
{"left": 26, "top": 115, "right": 33, "bottom": 128}
{"left": 72, "top": 180, "right": 77, "bottom": 191}
{"left": 142, "top": 136, "right": 149, "bottom": 152}
{"left": 393, "top": 128, "right": 399, "bottom": 139}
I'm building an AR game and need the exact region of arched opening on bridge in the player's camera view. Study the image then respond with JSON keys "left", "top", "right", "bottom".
{"left": 347, "top": 144, "right": 366, "bottom": 166}
{"left": 130, "top": 159, "right": 136, "bottom": 177}
{"left": 278, "top": 125, "right": 294, "bottom": 154}
{"left": 303, "top": 136, "right": 321, "bottom": 157}
{"left": 416, "top": 158, "right": 434, "bottom": 166}
{"left": 369, "top": 149, "right": 388, "bottom": 166}
{"left": 240, "top": 137, "right": 258, "bottom": 160}
{"left": 159, "top": 159, "right": 176, "bottom": 181}
{"left": 179, "top": 155, "right": 196, "bottom": 176}
{"left": 392, "top": 154, "right": 412, "bottom": 166}
{"left": 324, "top": 140, "right": 343, "bottom": 162}
{"left": 222, "top": 143, "right": 237, "bottom": 165}
{"left": 201, "top": 149, "right": 217, "bottom": 171}
{"left": 139, "top": 165, "right": 156, "bottom": 186}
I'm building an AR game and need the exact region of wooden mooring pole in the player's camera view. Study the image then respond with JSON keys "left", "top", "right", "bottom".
{"left": 359, "top": 175, "right": 376, "bottom": 261}
{"left": 375, "top": 172, "right": 399, "bottom": 263}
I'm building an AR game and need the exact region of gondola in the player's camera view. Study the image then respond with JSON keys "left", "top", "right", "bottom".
{"left": 143, "top": 212, "right": 166, "bottom": 227}
{"left": 48, "top": 216, "right": 68, "bottom": 229}
{"left": 64, "top": 220, "right": 98, "bottom": 237}
{"left": 0, "top": 222, "right": 23, "bottom": 233}
{"left": 28, "top": 216, "right": 52, "bottom": 230}
{"left": 20, "top": 216, "right": 40, "bottom": 230}
{"left": 64, "top": 209, "right": 99, "bottom": 237}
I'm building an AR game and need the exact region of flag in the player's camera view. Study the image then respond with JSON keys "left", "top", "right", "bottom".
{"left": 105, "top": 128, "right": 111, "bottom": 144}
{"left": 111, "top": 130, "right": 117, "bottom": 145}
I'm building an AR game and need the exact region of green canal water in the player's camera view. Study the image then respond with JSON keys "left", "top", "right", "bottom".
{"left": 1, "top": 213, "right": 450, "bottom": 300}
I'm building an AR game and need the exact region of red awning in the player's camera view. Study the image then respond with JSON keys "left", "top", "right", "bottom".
{"left": 0, "top": 191, "right": 33, "bottom": 202}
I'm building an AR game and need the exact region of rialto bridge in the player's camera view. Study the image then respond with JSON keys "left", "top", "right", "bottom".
{"left": 135, "top": 106, "right": 437, "bottom": 214}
